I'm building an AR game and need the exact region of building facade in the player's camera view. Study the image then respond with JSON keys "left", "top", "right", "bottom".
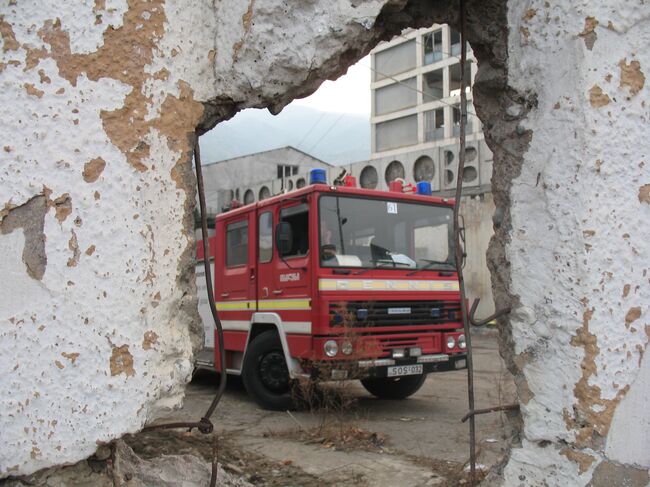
{"left": 201, "top": 146, "right": 332, "bottom": 215}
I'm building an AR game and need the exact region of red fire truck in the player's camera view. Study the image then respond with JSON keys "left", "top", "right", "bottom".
{"left": 195, "top": 171, "right": 467, "bottom": 410}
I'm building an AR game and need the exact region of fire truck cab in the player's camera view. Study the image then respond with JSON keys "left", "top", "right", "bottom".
{"left": 196, "top": 171, "right": 467, "bottom": 410}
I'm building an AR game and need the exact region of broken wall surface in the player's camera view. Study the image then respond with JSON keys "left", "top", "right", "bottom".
{"left": 3, "top": 0, "right": 648, "bottom": 483}
{"left": 500, "top": 1, "right": 650, "bottom": 485}
{"left": 0, "top": 0, "right": 448, "bottom": 478}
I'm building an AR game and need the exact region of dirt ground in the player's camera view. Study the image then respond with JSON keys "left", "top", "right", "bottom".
{"left": 127, "top": 330, "right": 517, "bottom": 486}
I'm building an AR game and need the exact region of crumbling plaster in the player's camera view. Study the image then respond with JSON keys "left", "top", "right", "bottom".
{"left": 2, "top": 0, "right": 648, "bottom": 483}
{"left": 0, "top": 0, "right": 462, "bottom": 478}
{"left": 501, "top": 1, "right": 650, "bottom": 485}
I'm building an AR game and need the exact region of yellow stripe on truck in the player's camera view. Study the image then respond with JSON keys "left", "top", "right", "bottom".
{"left": 258, "top": 299, "right": 311, "bottom": 310}
{"left": 318, "top": 278, "right": 459, "bottom": 292}
{"left": 215, "top": 301, "right": 255, "bottom": 311}
{"left": 216, "top": 299, "right": 311, "bottom": 311}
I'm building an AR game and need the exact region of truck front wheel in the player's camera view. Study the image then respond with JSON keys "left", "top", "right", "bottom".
{"left": 361, "top": 374, "right": 427, "bottom": 400}
{"left": 242, "top": 330, "right": 294, "bottom": 411}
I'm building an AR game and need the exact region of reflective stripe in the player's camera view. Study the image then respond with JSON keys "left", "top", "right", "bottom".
{"left": 215, "top": 301, "right": 255, "bottom": 311}
{"left": 318, "top": 278, "right": 459, "bottom": 292}
{"left": 258, "top": 299, "right": 311, "bottom": 310}
{"left": 216, "top": 299, "right": 311, "bottom": 311}
{"left": 221, "top": 320, "right": 311, "bottom": 334}
{"left": 282, "top": 321, "right": 311, "bottom": 334}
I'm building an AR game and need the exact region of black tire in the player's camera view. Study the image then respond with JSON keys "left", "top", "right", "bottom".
{"left": 242, "top": 331, "right": 294, "bottom": 411}
{"left": 361, "top": 374, "right": 427, "bottom": 400}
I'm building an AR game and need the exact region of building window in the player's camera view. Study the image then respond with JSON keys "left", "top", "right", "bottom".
{"left": 374, "top": 39, "right": 416, "bottom": 81}
{"left": 450, "top": 28, "right": 465, "bottom": 56}
{"left": 277, "top": 164, "right": 298, "bottom": 179}
{"left": 452, "top": 103, "right": 473, "bottom": 136}
{"left": 279, "top": 204, "right": 309, "bottom": 257}
{"left": 258, "top": 212, "right": 273, "bottom": 263}
{"left": 226, "top": 220, "right": 248, "bottom": 267}
{"left": 374, "top": 77, "right": 417, "bottom": 115}
{"left": 423, "top": 69, "right": 444, "bottom": 102}
{"left": 449, "top": 61, "right": 472, "bottom": 97}
{"left": 423, "top": 30, "right": 443, "bottom": 65}
{"left": 424, "top": 108, "right": 445, "bottom": 142}
{"left": 375, "top": 114, "right": 418, "bottom": 152}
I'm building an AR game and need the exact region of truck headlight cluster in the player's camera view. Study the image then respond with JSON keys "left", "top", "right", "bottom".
{"left": 446, "top": 336, "right": 456, "bottom": 349}
{"left": 458, "top": 334, "right": 467, "bottom": 349}
{"left": 324, "top": 340, "right": 338, "bottom": 357}
{"left": 341, "top": 340, "right": 353, "bottom": 356}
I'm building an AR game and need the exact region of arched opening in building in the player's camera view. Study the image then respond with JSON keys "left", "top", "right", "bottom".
{"left": 359, "top": 165, "right": 378, "bottom": 189}
{"left": 384, "top": 160, "right": 405, "bottom": 184}
{"left": 413, "top": 155, "right": 435, "bottom": 182}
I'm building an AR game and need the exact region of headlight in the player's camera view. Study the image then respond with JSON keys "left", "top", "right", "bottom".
{"left": 446, "top": 336, "right": 456, "bottom": 349}
{"left": 324, "top": 340, "right": 339, "bottom": 357}
{"left": 458, "top": 334, "right": 467, "bottom": 349}
{"left": 341, "top": 340, "right": 353, "bottom": 356}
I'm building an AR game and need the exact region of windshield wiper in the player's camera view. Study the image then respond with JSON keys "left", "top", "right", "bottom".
{"left": 407, "top": 259, "right": 455, "bottom": 276}
{"left": 352, "top": 259, "right": 412, "bottom": 275}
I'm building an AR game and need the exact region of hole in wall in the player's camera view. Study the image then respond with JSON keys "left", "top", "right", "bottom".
{"left": 385, "top": 160, "right": 405, "bottom": 184}
{"left": 243, "top": 189, "right": 254, "bottom": 204}
{"left": 414, "top": 155, "right": 435, "bottom": 182}
{"left": 445, "top": 169, "right": 455, "bottom": 185}
{"left": 445, "top": 150, "right": 455, "bottom": 165}
{"left": 296, "top": 178, "right": 306, "bottom": 189}
{"left": 259, "top": 186, "right": 270, "bottom": 201}
{"left": 360, "top": 165, "right": 378, "bottom": 189}
{"left": 462, "top": 166, "right": 478, "bottom": 183}
{"left": 465, "top": 146, "right": 477, "bottom": 162}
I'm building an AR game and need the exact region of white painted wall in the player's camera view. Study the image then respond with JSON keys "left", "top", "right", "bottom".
{"left": 503, "top": 1, "right": 650, "bottom": 484}
{"left": 0, "top": 0, "right": 396, "bottom": 478}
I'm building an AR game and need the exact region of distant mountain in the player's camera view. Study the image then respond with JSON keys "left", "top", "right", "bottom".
{"left": 199, "top": 105, "right": 370, "bottom": 166}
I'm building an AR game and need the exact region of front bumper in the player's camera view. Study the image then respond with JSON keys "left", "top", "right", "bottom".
{"left": 309, "top": 353, "right": 467, "bottom": 381}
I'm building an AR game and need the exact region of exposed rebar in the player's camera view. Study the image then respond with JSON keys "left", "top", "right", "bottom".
{"left": 451, "top": 1, "right": 477, "bottom": 484}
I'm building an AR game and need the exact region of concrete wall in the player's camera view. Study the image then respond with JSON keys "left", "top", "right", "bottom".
{"left": 1, "top": 0, "right": 648, "bottom": 484}
{"left": 0, "top": 0, "right": 443, "bottom": 478}
{"left": 499, "top": 2, "right": 650, "bottom": 485}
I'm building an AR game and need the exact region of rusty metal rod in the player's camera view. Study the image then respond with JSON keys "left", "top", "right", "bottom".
{"left": 461, "top": 403, "right": 520, "bottom": 423}
{"left": 141, "top": 136, "right": 226, "bottom": 487}
{"left": 469, "top": 298, "right": 512, "bottom": 327}
{"left": 452, "top": 1, "right": 477, "bottom": 484}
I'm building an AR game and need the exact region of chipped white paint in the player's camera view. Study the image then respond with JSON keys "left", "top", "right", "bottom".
{"left": 503, "top": 1, "right": 650, "bottom": 484}
{"left": 0, "top": 0, "right": 401, "bottom": 478}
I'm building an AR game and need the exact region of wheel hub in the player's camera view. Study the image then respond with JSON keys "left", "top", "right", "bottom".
{"left": 259, "top": 351, "right": 289, "bottom": 392}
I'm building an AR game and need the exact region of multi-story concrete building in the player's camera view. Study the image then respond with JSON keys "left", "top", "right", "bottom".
{"left": 347, "top": 24, "right": 491, "bottom": 196}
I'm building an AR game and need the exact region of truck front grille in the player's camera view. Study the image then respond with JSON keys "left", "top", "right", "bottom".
{"left": 329, "top": 300, "right": 462, "bottom": 328}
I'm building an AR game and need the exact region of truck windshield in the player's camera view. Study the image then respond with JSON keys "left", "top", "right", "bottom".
{"left": 319, "top": 195, "right": 455, "bottom": 270}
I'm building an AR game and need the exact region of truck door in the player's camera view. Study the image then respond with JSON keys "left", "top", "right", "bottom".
{"left": 216, "top": 212, "right": 256, "bottom": 327}
{"left": 256, "top": 201, "right": 311, "bottom": 333}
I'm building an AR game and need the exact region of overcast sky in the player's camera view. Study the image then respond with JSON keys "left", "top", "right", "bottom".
{"left": 291, "top": 55, "right": 371, "bottom": 115}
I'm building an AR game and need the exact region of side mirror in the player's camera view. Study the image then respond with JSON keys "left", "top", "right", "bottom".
{"left": 276, "top": 221, "right": 293, "bottom": 256}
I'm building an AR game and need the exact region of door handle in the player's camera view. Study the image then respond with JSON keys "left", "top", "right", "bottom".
{"left": 273, "top": 289, "right": 283, "bottom": 295}
{"left": 249, "top": 268, "right": 255, "bottom": 280}
{"left": 220, "top": 292, "right": 229, "bottom": 297}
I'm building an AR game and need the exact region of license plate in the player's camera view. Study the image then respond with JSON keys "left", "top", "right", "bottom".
{"left": 388, "top": 307, "right": 411, "bottom": 315}
{"left": 387, "top": 364, "right": 423, "bottom": 377}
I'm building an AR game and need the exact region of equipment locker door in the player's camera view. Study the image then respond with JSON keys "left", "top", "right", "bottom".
{"left": 216, "top": 212, "right": 256, "bottom": 326}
